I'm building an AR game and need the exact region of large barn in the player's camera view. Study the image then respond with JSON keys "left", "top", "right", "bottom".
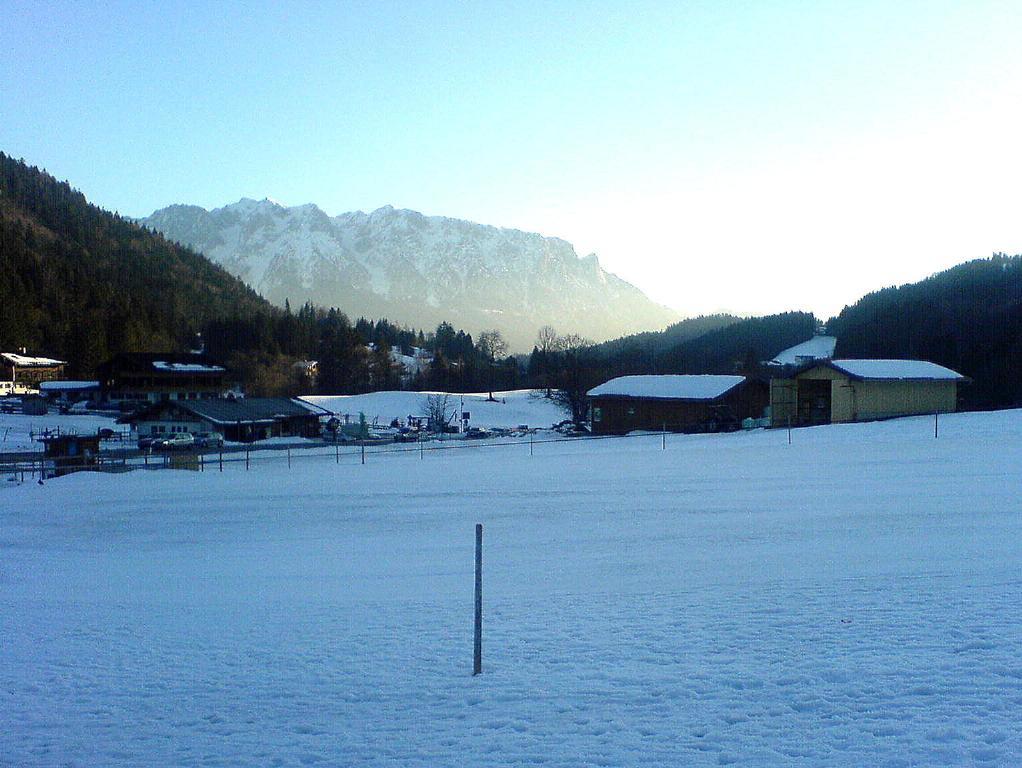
{"left": 770, "top": 359, "right": 968, "bottom": 427}
{"left": 588, "top": 375, "right": 769, "bottom": 435}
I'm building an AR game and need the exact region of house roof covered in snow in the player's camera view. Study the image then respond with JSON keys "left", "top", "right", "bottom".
{"left": 39, "top": 380, "right": 100, "bottom": 391}
{"left": 152, "top": 361, "right": 226, "bottom": 373}
{"left": 806, "top": 359, "right": 967, "bottom": 381}
{"left": 99, "top": 352, "right": 227, "bottom": 376}
{"left": 120, "top": 397, "right": 327, "bottom": 426}
{"left": 2, "top": 352, "right": 66, "bottom": 367}
{"left": 768, "top": 336, "right": 837, "bottom": 366}
{"left": 588, "top": 375, "right": 747, "bottom": 401}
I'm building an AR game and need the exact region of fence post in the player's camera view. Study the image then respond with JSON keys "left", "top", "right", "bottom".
{"left": 361, "top": 442, "right": 365, "bottom": 465}
{"left": 530, "top": 431, "right": 534, "bottom": 456}
{"left": 200, "top": 453, "right": 204, "bottom": 473}
{"left": 219, "top": 450, "right": 223, "bottom": 472}
{"left": 662, "top": 423, "right": 666, "bottom": 451}
{"left": 335, "top": 443, "right": 339, "bottom": 464}
{"left": 473, "top": 522, "right": 483, "bottom": 676}
{"left": 246, "top": 450, "right": 250, "bottom": 471}
{"left": 287, "top": 448, "right": 291, "bottom": 469}
{"left": 934, "top": 411, "right": 939, "bottom": 439}
{"left": 787, "top": 416, "right": 792, "bottom": 445}
{"left": 419, "top": 433, "right": 424, "bottom": 460}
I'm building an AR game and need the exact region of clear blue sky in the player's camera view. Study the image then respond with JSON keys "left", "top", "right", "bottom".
{"left": 4, "top": 0, "right": 1022, "bottom": 320}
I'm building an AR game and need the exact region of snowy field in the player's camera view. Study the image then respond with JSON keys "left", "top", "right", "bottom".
{"left": 0, "top": 411, "right": 119, "bottom": 453}
{"left": 2, "top": 410, "right": 1021, "bottom": 766}
{"left": 304, "top": 388, "right": 568, "bottom": 429}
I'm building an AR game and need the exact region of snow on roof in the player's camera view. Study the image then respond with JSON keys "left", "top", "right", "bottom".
{"left": 152, "top": 361, "right": 226, "bottom": 373}
{"left": 2, "top": 352, "right": 66, "bottom": 367}
{"left": 769, "top": 336, "right": 837, "bottom": 366}
{"left": 588, "top": 375, "right": 746, "bottom": 401}
{"left": 826, "top": 360, "right": 965, "bottom": 381}
{"left": 39, "top": 381, "right": 100, "bottom": 391}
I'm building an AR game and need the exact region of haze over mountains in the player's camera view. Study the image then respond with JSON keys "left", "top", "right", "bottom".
{"left": 141, "top": 199, "right": 680, "bottom": 350}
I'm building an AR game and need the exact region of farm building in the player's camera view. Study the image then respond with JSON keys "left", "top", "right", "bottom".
{"left": 588, "top": 375, "right": 769, "bottom": 435}
{"left": 97, "top": 352, "right": 230, "bottom": 407}
{"left": 2, "top": 352, "right": 67, "bottom": 390}
{"left": 40, "top": 380, "right": 102, "bottom": 403}
{"left": 770, "top": 359, "right": 968, "bottom": 427}
{"left": 119, "top": 397, "right": 326, "bottom": 443}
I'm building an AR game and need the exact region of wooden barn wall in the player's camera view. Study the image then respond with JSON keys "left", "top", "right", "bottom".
{"left": 591, "top": 382, "right": 768, "bottom": 435}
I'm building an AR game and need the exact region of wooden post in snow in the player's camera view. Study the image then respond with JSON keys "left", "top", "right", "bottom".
{"left": 662, "top": 423, "right": 666, "bottom": 450}
{"left": 287, "top": 448, "right": 291, "bottom": 469}
{"left": 246, "top": 449, "right": 250, "bottom": 471}
{"left": 473, "top": 523, "right": 483, "bottom": 676}
{"left": 787, "top": 416, "right": 792, "bottom": 445}
{"left": 934, "top": 411, "right": 939, "bottom": 439}
{"left": 219, "top": 450, "right": 223, "bottom": 472}
{"left": 361, "top": 442, "right": 365, "bottom": 465}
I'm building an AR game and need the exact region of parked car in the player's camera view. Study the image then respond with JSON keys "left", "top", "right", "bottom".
{"left": 465, "top": 427, "right": 493, "bottom": 439}
{"left": 97, "top": 427, "right": 116, "bottom": 439}
{"left": 154, "top": 432, "right": 195, "bottom": 451}
{"left": 137, "top": 434, "right": 160, "bottom": 451}
{"left": 193, "top": 431, "right": 224, "bottom": 449}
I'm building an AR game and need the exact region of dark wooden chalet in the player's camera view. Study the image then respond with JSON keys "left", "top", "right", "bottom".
{"left": 588, "top": 375, "right": 769, "bottom": 435}
{"left": 97, "top": 352, "right": 230, "bottom": 407}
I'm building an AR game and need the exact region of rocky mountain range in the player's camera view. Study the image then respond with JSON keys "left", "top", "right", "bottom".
{"left": 141, "top": 199, "right": 679, "bottom": 350}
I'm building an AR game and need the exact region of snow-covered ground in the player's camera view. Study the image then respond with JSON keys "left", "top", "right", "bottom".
{"left": 304, "top": 388, "right": 568, "bottom": 429}
{"left": 2, "top": 410, "right": 1021, "bottom": 766}
{"left": 0, "top": 412, "right": 120, "bottom": 453}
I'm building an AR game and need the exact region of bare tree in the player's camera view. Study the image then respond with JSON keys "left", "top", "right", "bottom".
{"left": 550, "top": 333, "right": 596, "bottom": 425}
{"left": 424, "top": 393, "right": 457, "bottom": 434}
{"left": 535, "top": 325, "right": 562, "bottom": 397}
{"left": 476, "top": 329, "right": 508, "bottom": 401}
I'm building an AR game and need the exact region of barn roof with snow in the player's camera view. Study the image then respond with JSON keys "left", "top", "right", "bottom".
{"left": 588, "top": 375, "right": 747, "bottom": 401}
{"left": 816, "top": 360, "right": 967, "bottom": 381}
{"left": 2, "top": 352, "right": 66, "bottom": 367}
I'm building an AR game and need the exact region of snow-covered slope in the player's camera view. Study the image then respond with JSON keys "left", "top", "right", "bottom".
{"left": 142, "top": 199, "right": 680, "bottom": 350}
{"left": 768, "top": 335, "right": 838, "bottom": 366}
{"left": 304, "top": 388, "right": 567, "bottom": 429}
{"left": 3, "top": 410, "right": 1022, "bottom": 765}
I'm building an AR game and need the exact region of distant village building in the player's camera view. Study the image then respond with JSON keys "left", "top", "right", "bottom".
{"left": 2, "top": 352, "right": 67, "bottom": 391}
{"left": 97, "top": 353, "right": 230, "bottom": 407}
{"left": 292, "top": 360, "right": 319, "bottom": 386}
{"left": 588, "top": 375, "right": 769, "bottom": 435}
{"left": 770, "top": 359, "right": 967, "bottom": 427}
{"left": 40, "top": 380, "right": 102, "bottom": 403}
{"left": 120, "top": 397, "right": 326, "bottom": 443}
{"left": 366, "top": 344, "right": 433, "bottom": 384}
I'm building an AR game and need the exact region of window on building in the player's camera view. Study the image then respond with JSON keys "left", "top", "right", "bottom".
{"left": 593, "top": 407, "right": 602, "bottom": 422}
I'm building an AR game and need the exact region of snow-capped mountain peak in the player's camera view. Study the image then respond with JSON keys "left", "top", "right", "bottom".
{"left": 142, "top": 199, "right": 679, "bottom": 349}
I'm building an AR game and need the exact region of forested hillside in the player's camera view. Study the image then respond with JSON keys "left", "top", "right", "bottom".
{"left": 0, "top": 152, "right": 273, "bottom": 376}
{"left": 0, "top": 154, "right": 509, "bottom": 394}
{"left": 828, "top": 255, "right": 1022, "bottom": 407}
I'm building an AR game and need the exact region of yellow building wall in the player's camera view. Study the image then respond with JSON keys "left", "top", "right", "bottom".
{"left": 851, "top": 380, "right": 957, "bottom": 421}
{"left": 830, "top": 379, "right": 856, "bottom": 423}
{"left": 790, "top": 365, "right": 959, "bottom": 423}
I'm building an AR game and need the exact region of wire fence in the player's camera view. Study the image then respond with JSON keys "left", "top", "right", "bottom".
{"left": 0, "top": 424, "right": 711, "bottom": 482}
{"left": 1, "top": 411, "right": 946, "bottom": 483}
